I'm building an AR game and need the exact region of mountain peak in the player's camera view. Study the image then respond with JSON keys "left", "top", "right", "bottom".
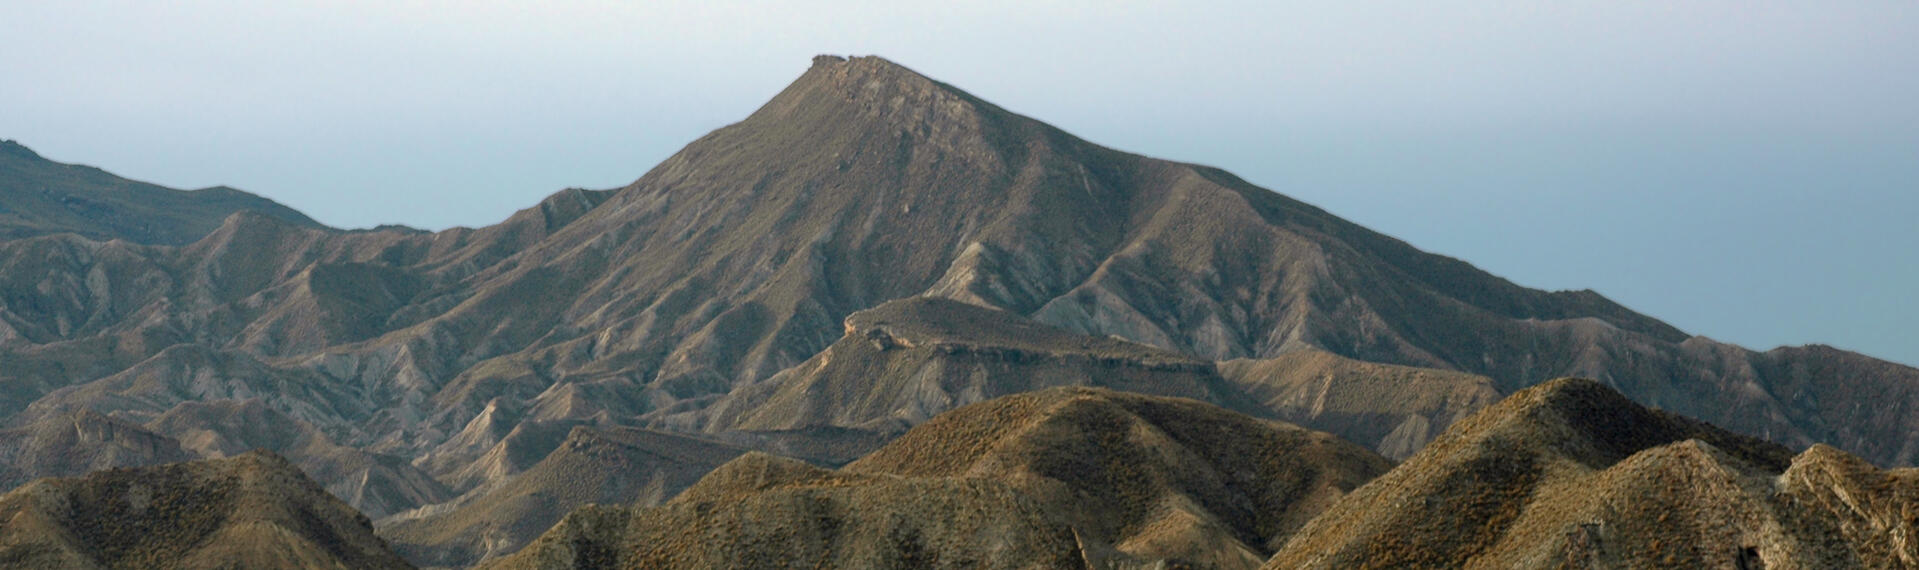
{"left": 0, "top": 139, "right": 42, "bottom": 160}
{"left": 740, "top": 54, "right": 996, "bottom": 145}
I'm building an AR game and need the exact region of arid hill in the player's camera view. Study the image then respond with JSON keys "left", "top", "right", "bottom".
{"left": 1266, "top": 378, "right": 1919, "bottom": 569}
{"left": 0, "top": 450, "right": 412, "bottom": 569}
{"left": 490, "top": 387, "right": 1389, "bottom": 570}
{"left": 0, "top": 139, "right": 319, "bottom": 244}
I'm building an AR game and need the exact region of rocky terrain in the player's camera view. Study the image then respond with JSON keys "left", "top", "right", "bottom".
{"left": 0, "top": 450, "right": 413, "bottom": 569}
{"left": 0, "top": 54, "right": 1915, "bottom": 568}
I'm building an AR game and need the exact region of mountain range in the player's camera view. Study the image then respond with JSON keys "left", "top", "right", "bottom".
{"left": 0, "top": 54, "right": 1915, "bottom": 568}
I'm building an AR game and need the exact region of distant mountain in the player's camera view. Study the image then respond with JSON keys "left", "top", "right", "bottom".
{"left": 1267, "top": 378, "right": 1919, "bottom": 569}
{"left": 0, "top": 140, "right": 320, "bottom": 244}
{"left": 489, "top": 387, "right": 1388, "bottom": 570}
{"left": 0, "top": 450, "right": 412, "bottom": 569}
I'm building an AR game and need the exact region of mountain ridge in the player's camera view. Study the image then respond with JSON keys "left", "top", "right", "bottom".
{"left": 0, "top": 139, "right": 322, "bottom": 245}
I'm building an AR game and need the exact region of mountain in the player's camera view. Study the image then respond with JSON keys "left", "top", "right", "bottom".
{"left": 1266, "top": 378, "right": 1919, "bottom": 569}
{"left": 0, "top": 140, "right": 320, "bottom": 244}
{"left": 0, "top": 450, "right": 412, "bottom": 569}
{"left": 489, "top": 387, "right": 1389, "bottom": 570}
{"left": 378, "top": 426, "right": 746, "bottom": 568}
{"left": 0, "top": 53, "right": 1917, "bottom": 555}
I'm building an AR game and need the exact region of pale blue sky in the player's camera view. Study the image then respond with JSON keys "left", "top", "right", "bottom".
{"left": 3, "top": 1, "right": 1914, "bottom": 365}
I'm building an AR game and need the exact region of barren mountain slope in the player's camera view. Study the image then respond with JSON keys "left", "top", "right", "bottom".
{"left": 0, "top": 188, "right": 616, "bottom": 513}
{"left": 145, "top": 399, "right": 454, "bottom": 519}
{"left": 0, "top": 450, "right": 412, "bottom": 570}
{"left": 379, "top": 427, "right": 745, "bottom": 568}
{"left": 1266, "top": 378, "right": 1919, "bottom": 569}
{"left": 667, "top": 296, "right": 1259, "bottom": 460}
{"left": 341, "top": 54, "right": 1919, "bottom": 470}
{"left": 1220, "top": 350, "right": 1501, "bottom": 460}
{"left": 491, "top": 387, "right": 1389, "bottom": 570}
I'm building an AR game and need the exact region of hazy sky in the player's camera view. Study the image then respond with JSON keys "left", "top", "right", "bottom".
{"left": 4, "top": 1, "right": 1914, "bottom": 365}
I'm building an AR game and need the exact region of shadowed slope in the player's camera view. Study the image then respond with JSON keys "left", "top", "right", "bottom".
{"left": 0, "top": 450, "right": 412, "bottom": 569}
{"left": 490, "top": 387, "right": 1388, "bottom": 570}
{"left": 0, "top": 140, "right": 320, "bottom": 244}
{"left": 1266, "top": 378, "right": 1919, "bottom": 569}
